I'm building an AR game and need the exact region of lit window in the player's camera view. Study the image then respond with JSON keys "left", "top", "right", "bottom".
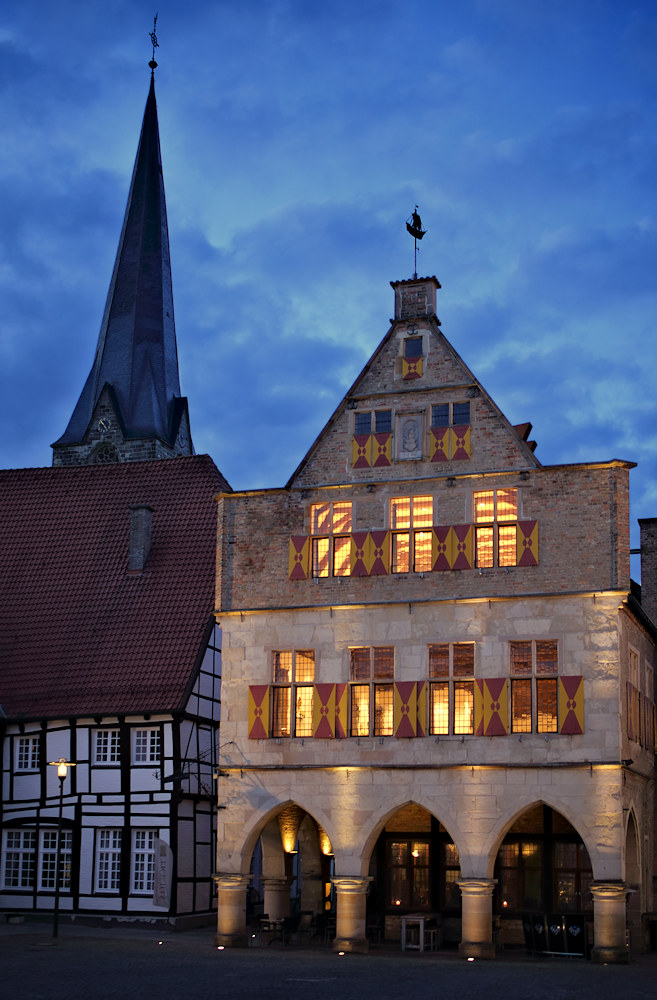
{"left": 428, "top": 643, "right": 475, "bottom": 735}
{"left": 133, "top": 728, "right": 161, "bottom": 764}
{"left": 96, "top": 829, "right": 122, "bottom": 892}
{"left": 349, "top": 647, "right": 394, "bottom": 736}
{"left": 390, "top": 496, "right": 433, "bottom": 573}
{"left": 271, "top": 650, "right": 316, "bottom": 738}
{"left": 15, "top": 735, "right": 40, "bottom": 772}
{"left": 510, "top": 640, "right": 558, "bottom": 734}
{"left": 94, "top": 729, "right": 120, "bottom": 764}
{"left": 387, "top": 838, "right": 431, "bottom": 910}
{"left": 474, "top": 488, "right": 518, "bottom": 567}
{"left": 310, "top": 501, "right": 352, "bottom": 577}
{"left": 131, "top": 830, "right": 156, "bottom": 894}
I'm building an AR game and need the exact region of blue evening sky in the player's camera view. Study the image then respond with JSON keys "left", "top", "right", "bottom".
{"left": 1, "top": 1, "right": 655, "bottom": 563}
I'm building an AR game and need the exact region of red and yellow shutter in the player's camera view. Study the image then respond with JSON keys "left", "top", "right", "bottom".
{"left": 313, "top": 684, "right": 336, "bottom": 738}
{"left": 416, "top": 681, "right": 427, "bottom": 737}
{"left": 432, "top": 525, "right": 452, "bottom": 571}
{"left": 451, "top": 524, "right": 473, "bottom": 570}
{"left": 558, "top": 676, "right": 584, "bottom": 735}
{"left": 450, "top": 425, "right": 471, "bottom": 460}
{"left": 335, "top": 683, "right": 348, "bottom": 738}
{"left": 352, "top": 434, "right": 372, "bottom": 468}
{"left": 368, "top": 530, "right": 390, "bottom": 576}
{"left": 430, "top": 427, "right": 449, "bottom": 463}
{"left": 402, "top": 356, "right": 423, "bottom": 380}
{"left": 248, "top": 685, "right": 270, "bottom": 739}
{"left": 351, "top": 532, "right": 370, "bottom": 577}
{"left": 394, "top": 682, "right": 418, "bottom": 738}
{"left": 517, "top": 521, "right": 539, "bottom": 566}
{"left": 289, "top": 536, "right": 310, "bottom": 580}
{"left": 372, "top": 433, "right": 392, "bottom": 467}
{"left": 474, "top": 679, "right": 508, "bottom": 736}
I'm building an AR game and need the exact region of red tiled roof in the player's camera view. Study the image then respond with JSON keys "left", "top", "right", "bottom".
{"left": 0, "top": 456, "right": 228, "bottom": 720}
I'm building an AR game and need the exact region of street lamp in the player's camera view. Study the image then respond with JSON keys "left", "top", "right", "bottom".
{"left": 47, "top": 757, "right": 76, "bottom": 939}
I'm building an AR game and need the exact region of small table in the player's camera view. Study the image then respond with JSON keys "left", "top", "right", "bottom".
{"left": 401, "top": 913, "right": 440, "bottom": 952}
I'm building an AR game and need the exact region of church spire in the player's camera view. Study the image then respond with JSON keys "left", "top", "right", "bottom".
{"left": 52, "top": 70, "right": 193, "bottom": 466}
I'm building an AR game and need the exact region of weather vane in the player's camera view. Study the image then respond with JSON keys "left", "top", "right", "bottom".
{"left": 406, "top": 205, "right": 426, "bottom": 279}
{"left": 149, "top": 13, "right": 159, "bottom": 73}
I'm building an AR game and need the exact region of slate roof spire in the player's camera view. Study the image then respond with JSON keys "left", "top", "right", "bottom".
{"left": 52, "top": 72, "right": 193, "bottom": 466}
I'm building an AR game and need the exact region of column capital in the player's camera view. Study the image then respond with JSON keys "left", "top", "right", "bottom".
{"left": 261, "top": 876, "right": 291, "bottom": 890}
{"left": 590, "top": 881, "right": 628, "bottom": 901}
{"left": 213, "top": 872, "right": 251, "bottom": 892}
{"left": 331, "top": 876, "right": 372, "bottom": 895}
{"left": 457, "top": 877, "right": 497, "bottom": 897}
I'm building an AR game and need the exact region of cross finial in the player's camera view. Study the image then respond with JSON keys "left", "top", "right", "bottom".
{"left": 149, "top": 13, "right": 159, "bottom": 73}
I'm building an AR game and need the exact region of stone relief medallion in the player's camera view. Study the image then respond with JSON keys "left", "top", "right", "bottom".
{"left": 397, "top": 414, "right": 424, "bottom": 461}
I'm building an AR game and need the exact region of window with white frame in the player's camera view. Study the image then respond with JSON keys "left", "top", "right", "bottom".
{"left": 271, "top": 650, "right": 315, "bottom": 738}
{"left": 2, "top": 829, "right": 36, "bottom": 889}
{"left": 474, "top": 488, "right": 518, "bottom": 568}
{"left": 428, "top": 642, "right": 475, "bottom": 735}
{"left": 93, "top": 729, "right": 120, "bottom": 764}
{"left": 131, "top": 830, "right": 156, "bottom": 893}
{"left": 39, "top": 829, "right": 72, "bottom": 891}
{"left": 350, "top": 646, "right": 395, "bottom": 737}
{"left": 310, "top": 501, "right": 352, "bottom": 578}
{"left": 15, "top": 735, "right": 40, "bottom": 771}
{"left": 510, "top": 640, "right": 559, "bottom": 733}
{"left": 390, "top": 496, "right": 433, "bottom": 573}
{"left": 96, "top": 829, "right": 122, "bottom": 892}
{"left": 133, "top": 728, "right": 161, "bottom": 764}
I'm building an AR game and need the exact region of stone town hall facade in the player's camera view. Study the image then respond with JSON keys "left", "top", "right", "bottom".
{"left": 214, "top": 275, "right": 657, "bottom": 962}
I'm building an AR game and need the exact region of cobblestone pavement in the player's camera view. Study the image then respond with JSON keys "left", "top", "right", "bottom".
{"left": 1, "top": 922, "right": 654, "bottom": 1000}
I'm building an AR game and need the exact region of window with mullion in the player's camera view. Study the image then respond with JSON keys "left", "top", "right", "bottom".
{"left": 431, "top": 401, "right": 471, "bottom": 427}
{"left": 428, "top": 643, "right": 475, "bottom": 735}
{"left": 474, "top": 488, "right": 518, "bottom": 568}
{"left": 390, "top": 496, "right": 433, "bottom": 573}
{"left": 349, "top": 646, "right": 394, "bottom": 736}
{"left": 510, "top": 640, "right": 559, "bottom": 733}
{"left": 310, "top": 501, "right": 352, "bottom": 578}
{"left": 133, "top": 728, "right": 161, "bottom": 764}
{"left": 94, "top": 729, "right": 120, "bottom": 764}
{"left": 16, "top": 735, "right": 40, "bottom": 771}
{"left": 131, "top": 829, "right": 155, "bottom": 894}
{"left": 96, "top": 829, "right": 122, "bottom": 892}
{"left": 39, "top": 829, "right": 72, "bottom": 891}
{"left": 272, "top": 650, "right": 315, "bottom": 737}
{"left": 2, "top": 830, "right": 36, "bottom": 889}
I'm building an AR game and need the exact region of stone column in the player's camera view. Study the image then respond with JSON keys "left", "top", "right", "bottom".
{"left": 332, "top": 876, "right": 372, "bottom": 953}
{"left": 457, "top": 878, "right": 497, "bottom": 959}
{"left": 262, "top": 876, "right": 291, "bottom": 920}
{"left": 590, "top": 881, "right": 629, "bottom": 963}
{"left": 214, "top": 873, "right": 251, "bottom": 948}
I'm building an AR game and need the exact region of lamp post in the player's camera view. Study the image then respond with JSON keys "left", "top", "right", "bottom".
{"left": 47, "top": 757, "right": 76, "bottom": 939}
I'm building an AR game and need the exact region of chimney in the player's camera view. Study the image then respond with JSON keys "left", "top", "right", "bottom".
{"left": 128, "top": 504, "right": 154, "bottom": 573}
{"left": 638, "top": 518, "right": 657, "bottom": 626}
{"left": 390, "top": 276, "right": 441, "bottom": 321}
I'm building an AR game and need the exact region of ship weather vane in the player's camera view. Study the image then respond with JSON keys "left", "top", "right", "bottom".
{"left": 406, "top": 205, "right": 426, "bottom": 279}
{"left": 149, "top": 13, "right": 159, "bottom": 72}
